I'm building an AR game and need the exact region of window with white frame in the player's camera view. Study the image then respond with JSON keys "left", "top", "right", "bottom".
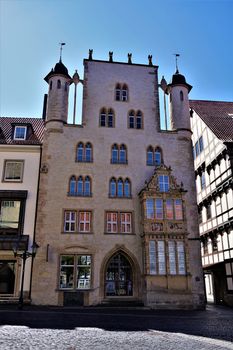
{"left": 14, "top": 126, "right": 27, "bottom": 140}
{"left": 106, "top": 211, "right": 132, "bottom": 234}
{"left": 99, "top": 108, "right": 115, "bottom": 127}
{"left": 3, "top": 160, "right": 24, "bottom": 182}
{"left": 59, "top": 255, "right": 91, "bottom": 290}
{"left": 158, "top": 175, "right": 169, "bottom": 192}
{"left": 115, "top": 83, "right": 128, "bottom": 102}
{"left": 128, "top": 110, "right": 143, "bottom": 129}
{"left": 78, "top": 211, "right": 91, "bottom": 232}
{"left": 64, "top": 210, "right": 92, "bottom": 233}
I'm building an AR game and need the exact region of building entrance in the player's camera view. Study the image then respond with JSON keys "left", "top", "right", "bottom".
{"left": 105, "top": 253, "right": 133, "bottom": 296}
{"left": 0, "top": 261, "right": 15, "bottom": 294}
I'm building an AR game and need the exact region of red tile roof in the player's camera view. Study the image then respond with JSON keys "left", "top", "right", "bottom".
{"left": 190, "top": 100, "right": 233, "bottom": 142}
{"left": 0, "top": 117, "right": 45, "bottom": 145}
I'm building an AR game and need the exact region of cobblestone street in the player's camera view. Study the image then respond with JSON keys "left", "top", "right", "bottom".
{"left": 0, "top": 305, "right": 232, "bottom": 349}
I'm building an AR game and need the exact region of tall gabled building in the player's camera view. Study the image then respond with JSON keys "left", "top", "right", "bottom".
{"left": 190, "top": 100, "right": 233, "bottom": 306}
{"left": 31, "top": 52, "right": 205, "bottom": 309}
{"left": 0, "top": 117, "right": 44, "bottom": 302}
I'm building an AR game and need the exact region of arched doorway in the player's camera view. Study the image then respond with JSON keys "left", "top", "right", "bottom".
{"left": 0, "top": 261, "right": 15, "bottom": 294}
{"left": 105, "top": 252, "right": 133, "bottom": 297}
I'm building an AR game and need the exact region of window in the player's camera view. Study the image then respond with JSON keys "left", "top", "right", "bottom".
{"left": 146, "top": 199, "right": 154, "bottom": 219}
{"left": 128, "top": 110, "right": 143, "bottom": 129}
{"left": 158, "top": 175, "right": 169, "bottom": 192}
{"left": 106, "top": 212, "right": 132, "bottom": 234}
{"left": 212, "top": 236, "right": 218, "bottom": 252}
{"left": 59, "top": 255, "right": 91, "bottom": 290}
{"left": 3, "top": 160, "right": 24, "bottom": 182}
{"left": 115, "top": 83, "right": 128, "bottom": 102}
{"left": 193, "top": 136, "right": 204, "bottom": 158}
{"left": 111, "top": 144, "right": 127, "bottom": 164}
{"left": 155, "top": 199, "right": 163, "bottom": 219}
{"left": 76, "top": 142, "right": 93, "bottom": 162}
{"left": 166, "top": 199, "right": 174, "bottom": 219}
{"left": 64, "top": 210, "right": 92, "bottom": 233}
{"left": 180, "top": 91, "right": 184, "bottom": 101}
{"left": 147, "top": 146, "right": 162, "bottom": 166}
{"left": 225, "top": 261, "right": 233, "bottom": 291}
{"left": 14, "top": 126, "right": 27, "bottom": 140}
{"left": 200, "top": 172, "right": 206, "bottom": 190}
{"left": 0, "top": 190, "right": 27, "bottom": 236}
{"left": 174, "top": 199, "right": 183, "bottom": 220}
{"left": 99, "top": 108, "right": 115, "bottom": 127}
{"left": 198, "top": 209, "right": 202, "bottom": 224}
{"left": 79, "top": 211, "right": 91, "bottom": 232}
{"left": 50, "top": 81, "right": 52, "bottom": 90}
{"left": 68, "top": 176, "right": 92, "bottom": 197}
{"left": 109, "top": 177, "right": 131, "bottom": 198}
{"left": 206, "top": 204, "right": 211, "bottom": 220}
{"left": 149, "top": 240, "right": 186, "bottom": 276}
{"left": 64, "top": 211, "right": 76, "bottom": 232}
{"left": 57, "top": 79, "right": 61, "bottom": 89}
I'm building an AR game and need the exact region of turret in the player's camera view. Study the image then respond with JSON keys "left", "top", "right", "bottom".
{"left": 44, "top": 59, "right": 72, "bottom": 127}
{"left": 167, "top": 70, "right": 192, "bottom": 132}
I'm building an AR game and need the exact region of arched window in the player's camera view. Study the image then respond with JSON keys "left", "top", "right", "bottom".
{"left": 84, "top": 176, "right": 91, "bottom": 196}
{"left": 147, "top": 146, "right": 153, "bottom": 165}
{"left": 69, "top": 176, "right": 76, "bottom": 195}
{"left": 100, "top": 108, "right": 106, "bottom": 127}
{"left": 50, "top": 81, "right": 53, "bottom": 90}
{"left": 136, "top": 111, "right": 142, "bottom": 129}
{"left": 77, "top": 142, "right": 84, "bottom": 162}
{"left": 129, "top": 110, "right": 135, "bottom": 128}
{"left": 180, "top": 90, "right": 184, "bottom": 101}
{"left": 122, "top": 84, "right": 128, "bottom": 101}
{"left": 119, "top": 144, "right": 127, "bottom": 164}
{"left": 57, "top": 79, "right": 61, "bottom": 89}
{"left": 110, "top": 178, "right": 117, "bottom": 197}
{"left": 108, "top": 109, "right": 114, "bottom": 127}
{"left": 154, "top": 147, "right": 162, "bottom": 166}
{"left": 85, "top": 143, "right": 92, "bottom": 162}
{"left": 115, "top": 84, "right": 121, "bottom": 101}
{"left": 124, "top": 178, "right": 131, "bottom": 197}
{"left": 112, "top": 144, "right": 118, "bottom": 163}
{"left": 77, "top": 176, "right": 83, "bottom": 196}
{"left": 117, "top": 178, "right": 124, "bottom": 197}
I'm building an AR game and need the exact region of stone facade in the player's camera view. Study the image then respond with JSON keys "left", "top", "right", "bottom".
{"left": 31, "top": 56, "right": 205, "bottom": 309}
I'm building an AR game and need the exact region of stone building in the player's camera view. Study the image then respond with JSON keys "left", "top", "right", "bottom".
{"left": 0, "top": 117, "right": 44, "bottom": 302}
{"left": 190, "top": 100, "right": 233, "bottom": 306}
{"left": 31, "top": 52, "right": 205, "bottom": 308}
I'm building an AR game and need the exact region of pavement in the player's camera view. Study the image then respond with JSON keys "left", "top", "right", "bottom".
{"left": 0, "top": 304, "right": 232, "bottom": 349}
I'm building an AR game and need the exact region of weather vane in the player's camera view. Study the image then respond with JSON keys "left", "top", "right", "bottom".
{"left": 59, "top": 42, "right": 66, "bottom": 61}
{"left": 174, "top": 53, "right": 180, "bottom": 73}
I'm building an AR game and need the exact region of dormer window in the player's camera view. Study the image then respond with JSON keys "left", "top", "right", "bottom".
{"left": 14, "top": 126, "right": 27, "bottom": 140}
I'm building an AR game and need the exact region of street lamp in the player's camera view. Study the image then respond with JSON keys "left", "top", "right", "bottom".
{"left": 12, "top": 241, "right": 39, "bottom": 309}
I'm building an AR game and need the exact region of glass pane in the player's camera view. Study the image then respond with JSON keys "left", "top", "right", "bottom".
{"left": 146, "top": 199, "right": 154, "bottom": 219}
{"left": 124, "top": 181, "right": 130, "bottom": 197}
{"left": 129, "top": 116, "right": 134, "bottom": 128}
{"left": 85, "top": 148, "right": 91, "bottom": 162}
{"left": 177, "top": 242, "right": 186, "bottom": 275}
{"left": 60, "top": 266, "right": 74, "bottom": 289}
{"left": 112, "top": 149, "right": 118, "bottom": 163}
{"left": 61, "top": 256, "right": 74, "bottom": 266}
{"left": 149, "top": 240, "right": 156, "bottom": 274}
{"left": 147, "top": 151, "right": 153, "bottom": 165}
{"left": 155, "top": 199, "right": 163, "bottom": 219}
{"left": 166, "top": 199, "right": 174, "bottom": 219}
{"left": 175, "top": 199, "right": 183, "bottom": 220}
{"left": 118, "top": 180, "right": 123, "bottom": 197}
{"left": 136, "top": 117, "right": 142, "bottom": 129}
{"left": 0, "top": 201, "right": 20, "bottom": 229}
{"left": 5, "top": 162, "right": 23, "bottom": 180}
{"left": 158, "top": 241, "right": 166, "bottom": 274}
{"left": 168, "top": 241, "right": 176, "bottom": 274}
{"left": 155, "top": 151, "right": 161, "bottom": 166}
{"left": 14, "top": 126, "right": 26, "bottom": 139}
{"left": 100, "top": 114, "right": 106, "bottom": 126}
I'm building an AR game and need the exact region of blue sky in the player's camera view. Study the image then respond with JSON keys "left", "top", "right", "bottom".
{"left": 0, "top": 0, "right": 232, "bottom": 124}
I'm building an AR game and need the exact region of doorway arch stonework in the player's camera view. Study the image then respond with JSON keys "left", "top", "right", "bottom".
{"left": 99, "top": 245, "right": 142, "bottom": 301}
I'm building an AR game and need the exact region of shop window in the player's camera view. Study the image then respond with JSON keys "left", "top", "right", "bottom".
{"left": 59, "top": 255, "right": 91, "bottom": 290}
{"left": 0, "top": 191, "right": 27, "bottom": 236}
